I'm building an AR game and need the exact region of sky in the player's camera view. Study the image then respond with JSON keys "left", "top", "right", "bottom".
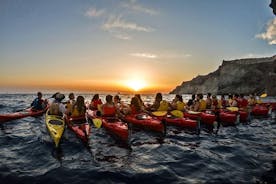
{"left": 0, "top": 0, "right": 275, "bottom": 94}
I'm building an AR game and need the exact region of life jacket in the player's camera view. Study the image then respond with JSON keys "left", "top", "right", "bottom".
{"left": 91, "top": 99, "right": 103, "bottom": 110}
{"left": 65, "top": 100, "right": 75, "bottom": 113}
{"left": 199, "top": 99, "right": 207, "bottom": 111}
{"left": 102, "top": 104, "right": 116, "bottom": 117}
{"left": 71, "top": 106, "right": 86, "bottom": 116}
{"left": 212, "top": 99, "right": 219, "bottom": 109}
{"left": 176, "top": 101, "right": 185, "bottom": 111}
{"left": 49, "top": 102, "right": 62, "bottom": 115}
{"left": 157, "top": 100, "right": 169, "bottom": 111}
{"left": 239, "top": 98, "right": 248, "bottom": 108}
{"left": 206, "top": 98, "right": 212, "bottom": 109}
{"left": 32, "top": 98, "right": 44, "bottom": 110}
{"left": 130, "top": 105, "right": 139, "bottom": 115}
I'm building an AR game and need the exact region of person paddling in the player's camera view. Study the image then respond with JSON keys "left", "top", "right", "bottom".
{"left": 89, "top": 94, "right": 103, "bottom": 110}
{"left": 31, "top": 92, "right": 47, "bottom": 111}
{"left": 65, "top": 93, "right": 75, "bottom": 115}
{"left": 49, "top": 93, "right": 66, "bottom": 116}
{"left": 71, "top": 96, "right": 86, "bottom": 117}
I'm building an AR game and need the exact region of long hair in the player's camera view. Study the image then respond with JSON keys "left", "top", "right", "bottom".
{"left": 73, "top": 96, "right": 85, "bottom": 114}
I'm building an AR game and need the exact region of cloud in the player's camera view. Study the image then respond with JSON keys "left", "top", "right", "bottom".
{"left": 130, "top": 53, "right": 157, "bottom": 59}
{"left": 255, "top": 18, "right": 276, "bottom": 45}
{"left": 115, "top": 34, "right": 132, "bottom": 40}
{"left": 85, "top": 7, "right": 105, "bottom": 17}
{"left": 122, "top": 2, "right": 158, "bottom": 15}
{"left": 102, "top": 15, "right": 154, "bottom": 32}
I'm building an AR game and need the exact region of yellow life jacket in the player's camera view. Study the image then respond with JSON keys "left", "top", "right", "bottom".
{"left": 158, "top": 100, "right": 169, "bottom": 111}
{"left": 176, "top": 101, "right": 185, "bottom": 111}
{"left": 218, "top": 100, "right": 222, "bottom": 109}
{"left": 66, "top": 102, "right": 73, "bottom": 113}
{"left": 71, "top": 106, "right": 85, "bottom": 116}
{"left": 199, "top": 99, "right": 206, "bottom": 111}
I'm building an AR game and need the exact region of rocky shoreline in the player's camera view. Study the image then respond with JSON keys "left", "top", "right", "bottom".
{"left": 170, "top": 55, "right": 276, "bottom": 96}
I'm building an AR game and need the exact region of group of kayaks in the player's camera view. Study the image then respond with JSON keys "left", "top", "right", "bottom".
{"left": 0, "top": 102, "right": 275, "bottom": 148}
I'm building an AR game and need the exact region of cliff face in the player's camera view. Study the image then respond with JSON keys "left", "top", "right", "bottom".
{"left": 170, "top": 55, "right": 276, "bottom": 95}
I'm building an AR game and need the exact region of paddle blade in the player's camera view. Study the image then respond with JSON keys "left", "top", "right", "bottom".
{"left": 152, "top": 111, "right": 167, "bottom": 116}
{"left": 227, "top": 107, "right": 239, "bottom": 112}
{"left": 93, "top": 118, "right": 102, "bottom": 128}
{"left": 260, "top": 93, "right": 267, "bottom": 98}
{"left": 187, "top": 110, "right": 201, "bottom": 115}
{"left": 170, "top": 110, "right": 184, "bottom": 118}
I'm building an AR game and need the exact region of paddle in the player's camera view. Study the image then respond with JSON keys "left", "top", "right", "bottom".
{"left": 226, "top": 107, "right": 239, "bottom": 112}
{"left": 187, "top": 110, "right": 201, "bottom": 115}
{"left": 260, "top": 93, "right": 267, "bottom": 98}
{"left": 152, "top": 111, "right": 167, "bottom": 117}
{"left": 170, "top": 110, "right": 184, "bottom": 118}
{"left": 92, "top": 118, "right": 102, "bottom": 128}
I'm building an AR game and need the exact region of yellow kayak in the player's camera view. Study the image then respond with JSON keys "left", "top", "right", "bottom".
{"left": 45, "top": 110, "right": 65, "bottom": 148}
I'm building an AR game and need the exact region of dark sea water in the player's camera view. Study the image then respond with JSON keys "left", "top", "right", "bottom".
{"left": 0, "top": 94, "right": 275, "bottom": 184}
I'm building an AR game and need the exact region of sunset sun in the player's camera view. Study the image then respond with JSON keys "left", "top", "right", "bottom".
{"left": 126, "top": 79, "right": 147, "bottom": 91}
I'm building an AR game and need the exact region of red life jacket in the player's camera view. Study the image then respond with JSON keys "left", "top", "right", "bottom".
{"left": 102, "top": 104, "right": 116, "bottom": 117}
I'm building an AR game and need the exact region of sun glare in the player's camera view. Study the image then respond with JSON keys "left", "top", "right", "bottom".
{"left": 126, "top": 79, "right": 147, "bottom": 91}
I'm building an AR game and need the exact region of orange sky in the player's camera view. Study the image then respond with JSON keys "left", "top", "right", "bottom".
{"left": 1, "top": 1, "right": 275, "bottom": 94}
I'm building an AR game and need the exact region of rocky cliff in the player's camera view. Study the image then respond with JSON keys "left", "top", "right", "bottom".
{"left": 170, "top": 55, "right": 276, "bottom": 95}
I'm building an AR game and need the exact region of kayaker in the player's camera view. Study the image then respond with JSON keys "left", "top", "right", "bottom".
{"left": 230, "top": 94, "right": 239, "bottom": 107}
{"left": 135, "top": 94, "right": 146, "bottom": 109}
{"left": 89, "top": 94, "right": 103, "bottom": 110}
{"left": 170, "top": 94, "right": 186, "bottom": 111}
{"left": 228, "top": 94, "right": 233, "bottom": 107}
{"left": 114, "top": 95, "right": 130, "bottom": 115}
{"left": 31, "top": 92, "right": 47, "bottom": 111}
{"left": 71, "top": 96, "right": 86, "bottom": 117}
{"left": 211, "top": 95, "right": 219, "bottom": 110}
{"left": 248, "top": 94, "right": 257, "bottom": 106}
{"left": 219, "top": 94, "right": 228, "bottom": 109}
{"left": 65, "top": 93, "right": 75, "bottom": 115}
{"left": 49, "top": 93, "right": 66, "bottom": 116}
{"left": 206, "top": 93, "right": 212, "bottom": 109}
{"left": 130, "top": 96, "right": 149, "bottom": 114}
{"left": 238, "top": 94, "right": 248, "bottom": 111}
{"left": 101, "top": 95, "right": 118, "bottom": 117}
{"left": 187, "top": 94, "right": 196, "bottom": 108}
{"left": 148, "top": 93, "right": 169, "bottom": 111}
{"left": 192, "top": 94, "right": 206, "bottom": 111}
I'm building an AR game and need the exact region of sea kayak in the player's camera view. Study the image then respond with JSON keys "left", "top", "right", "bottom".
{"left": 45, "top": 110, "right": 65, "bottom": 147}
{"left": 219, "top": 110, "right": 240, "bottom": 126}
{"left": 184, "top": 111, "right": 216, "bottom": 127}
{"left": 65, "top": 115, "right": 91, "bottom": 143}
{"left": 0, "top": 105, "right": 49, "bottom": 123}
{"left": 124, "top": 113, "right": 166, "bottom": 136}
{"left": 251, "top": 105, "right": 269, "bottom": 116}
{"left": 86, "top": 110, "right": 129, "bottom": 143}
{"left": 163, "top": 115, "right": 198, "bottom": 129}
{"left": 152, "top": 111, "right": 198, "bottom": 130}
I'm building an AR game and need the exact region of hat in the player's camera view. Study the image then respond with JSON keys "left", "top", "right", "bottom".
{"left": 55, "top": 93, "right": 65, "bottom": 101}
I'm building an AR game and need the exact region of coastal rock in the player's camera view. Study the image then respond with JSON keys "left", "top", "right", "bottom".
{"left": 170, "top": 55, "right": 276, "bottom": 96}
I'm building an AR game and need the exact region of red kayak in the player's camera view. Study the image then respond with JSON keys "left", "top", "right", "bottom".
{"left": 0, "top": 105, "right": 49, "bottom": 123}
{"left": 225, "top": 110, "right": 248, "bottom": 122}
{"left": 251, "top": 105, "right": 269, "bottom": 116}
{"left": 219, "top": 110, "right": 239, "bottom": 126}
{"left": 86, "top": 110, "right": 129, "bottom": 143}
{"left": 259, "top": 102, "right": 276, "bottom": 111}
{"left": 152, "top": 113, "right": 198, "bottom": 130}
{"left": 124, "top": 113, "right": 166, "bottom": 136}
{"left": 65, "top": 115, "right": 91, "bottom": 143}
{"left": 184, "top": 111, "right": 216, "bottom": 126}
{"left": 163, "top": 116, "right": 198, "bottom": 129}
